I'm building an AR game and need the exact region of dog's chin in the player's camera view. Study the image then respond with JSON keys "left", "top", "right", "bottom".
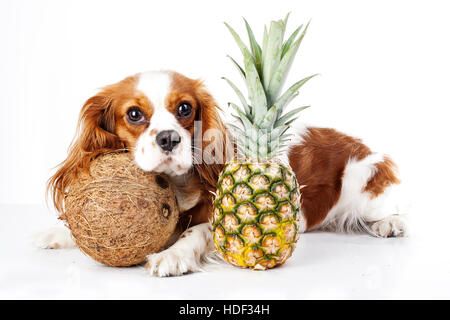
{"left": 154, "top": 157, "right": 192, "bottom": 177}
{"left": 134, "top": 152, "right": 192, "bottom": 177}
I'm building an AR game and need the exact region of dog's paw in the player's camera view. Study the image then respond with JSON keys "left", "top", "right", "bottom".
{"left": 370, "top": 215, "right": 407, "bottom": 238}
{"left": 32, "top": 226, "right": 76, "bottom": 249}
{"left": 145, "top": 248, "right": 202, "bottom": 277}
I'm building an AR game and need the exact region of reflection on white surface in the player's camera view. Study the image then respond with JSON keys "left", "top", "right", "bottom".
{"left": 0, "top": 204, "right": 449, "bottom": 299}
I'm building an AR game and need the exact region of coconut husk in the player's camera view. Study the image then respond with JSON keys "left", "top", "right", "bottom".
{"left": 62, "top": 151, "right": 179, "bottom": 267}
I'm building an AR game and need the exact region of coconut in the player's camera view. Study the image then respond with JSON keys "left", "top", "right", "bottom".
{"left": 61, "top": 151, "right": 179, "bottom": 267}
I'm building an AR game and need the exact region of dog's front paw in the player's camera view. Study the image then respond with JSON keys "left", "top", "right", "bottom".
{"left": 146, "top": 248, "right": 202, "bottom": 277}
{"left": 32, "top": 226, "right": 76, "bottom": 249}
{"left": 370, "top": 215, "right": 407, "bottom": 238}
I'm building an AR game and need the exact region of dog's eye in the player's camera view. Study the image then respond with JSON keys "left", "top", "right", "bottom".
{"left": 127, "top": 107, "right": 146, "bottom": 124}
{"left": 177, "top": 103, "right": 193, "bottom": 118}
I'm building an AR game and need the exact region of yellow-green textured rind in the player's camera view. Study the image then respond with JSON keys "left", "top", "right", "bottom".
{"left": 212, "top": 159, "right": 302, "bottom": 270}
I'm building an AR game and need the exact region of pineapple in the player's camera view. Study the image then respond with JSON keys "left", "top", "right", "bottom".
{"left": 212, "top": 14, "right": 316, "bottom": 270}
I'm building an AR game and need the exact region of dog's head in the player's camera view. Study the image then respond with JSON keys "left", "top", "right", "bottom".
{"left": 49, "top": 71, "right": 226, "bottom": 213}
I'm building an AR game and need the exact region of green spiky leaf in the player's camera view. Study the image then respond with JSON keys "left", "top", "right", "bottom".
{"left": 268, "top": 22, "right": 310, "bottom": 100}
{"left": 274, "top": 106, "right": 310, "bottom": 127}
{"left": 262, "top": 20, "right": 284, "bottom": 94}
{"left": 223, "top": 16, "right": 316, "bottom": 159}
{"left": 224, "top": 22, "right": 253, "bottom": 62}
{"left": 224, "top": 22, "right": 267, "bottom": 123}
{"left": 243, "top": 50, "right": 267, "bottom": 123}
{"left": 229, "top": 102, "right": 253, "bottom": 130}
{"left": 227, "top": 55, "right": 246, "bottom": 80}
{"left": 259, "top": 105, "right": 278, "bottom": 129}
{"left": 222, "top": 77, "right": 251, "bottom": 116}
{"left": 275, "top": 74, "right": 318, "bottom": 115}
{"left": 281, "top": 24, "right": 302, "bottom": 58}
{"left": 244, "top": 18, "right": 262, "bottom": 75}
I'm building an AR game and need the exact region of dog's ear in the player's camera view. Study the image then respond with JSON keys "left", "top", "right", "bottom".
{"left": 77, "top": 94, "right": 122, "bottom": 151}
{"left": 47, "top": 91, "right": 124, "bottom": 213}
{"left": 193, "top": 82, "right": 232, "bottom": 192}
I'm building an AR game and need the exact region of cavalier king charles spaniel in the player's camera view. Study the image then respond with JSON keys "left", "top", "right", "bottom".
{"left": 36, "top": 70, "right": 407, "bottom": 276}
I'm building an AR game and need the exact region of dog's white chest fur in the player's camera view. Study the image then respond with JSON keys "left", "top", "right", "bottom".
{"left": 170, "top": 173, "right": 202, "bottom": 212}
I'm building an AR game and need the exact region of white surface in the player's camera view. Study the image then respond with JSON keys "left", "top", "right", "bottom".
{"left": 1, "top": 0, "right": 450, "bottom": 299}
{"left": 0, "top": 204, "right": 449, "bottom": 300}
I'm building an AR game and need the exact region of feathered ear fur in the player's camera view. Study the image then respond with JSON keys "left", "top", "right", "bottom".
{"left": 47, "top": 92, "right": 124, "bottom": 213}
{"left": 193, "top": 82, "right": 231, "bottom": 193}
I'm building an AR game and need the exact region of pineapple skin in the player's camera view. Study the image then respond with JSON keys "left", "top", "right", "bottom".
{"left": 212, "top": 159, "right": 302, "bottom": 270}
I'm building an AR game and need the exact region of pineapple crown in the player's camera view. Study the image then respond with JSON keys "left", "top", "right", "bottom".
{"left": 224, "top": 13, "right": 317, "bottom": 160}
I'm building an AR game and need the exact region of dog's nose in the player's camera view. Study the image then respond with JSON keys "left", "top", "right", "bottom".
{"left": 155, "top": 130, "right": 181, "bottom": 152}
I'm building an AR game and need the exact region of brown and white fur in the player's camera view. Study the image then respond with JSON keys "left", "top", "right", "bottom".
{"left": 35, "top": 70, "right": 407, "bottom": 277}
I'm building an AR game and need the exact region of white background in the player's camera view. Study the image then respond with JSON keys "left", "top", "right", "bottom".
{"left": 1, "top": 0, "right": 449, "bottom": 299}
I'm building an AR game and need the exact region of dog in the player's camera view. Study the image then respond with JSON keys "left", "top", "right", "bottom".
{"left": 36, "top": 70, "right": 407, "bottom": 276}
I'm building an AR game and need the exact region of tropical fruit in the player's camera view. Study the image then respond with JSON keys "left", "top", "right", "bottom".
{"left": 212, "top": 15, "right": 315, "bottom": 269}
